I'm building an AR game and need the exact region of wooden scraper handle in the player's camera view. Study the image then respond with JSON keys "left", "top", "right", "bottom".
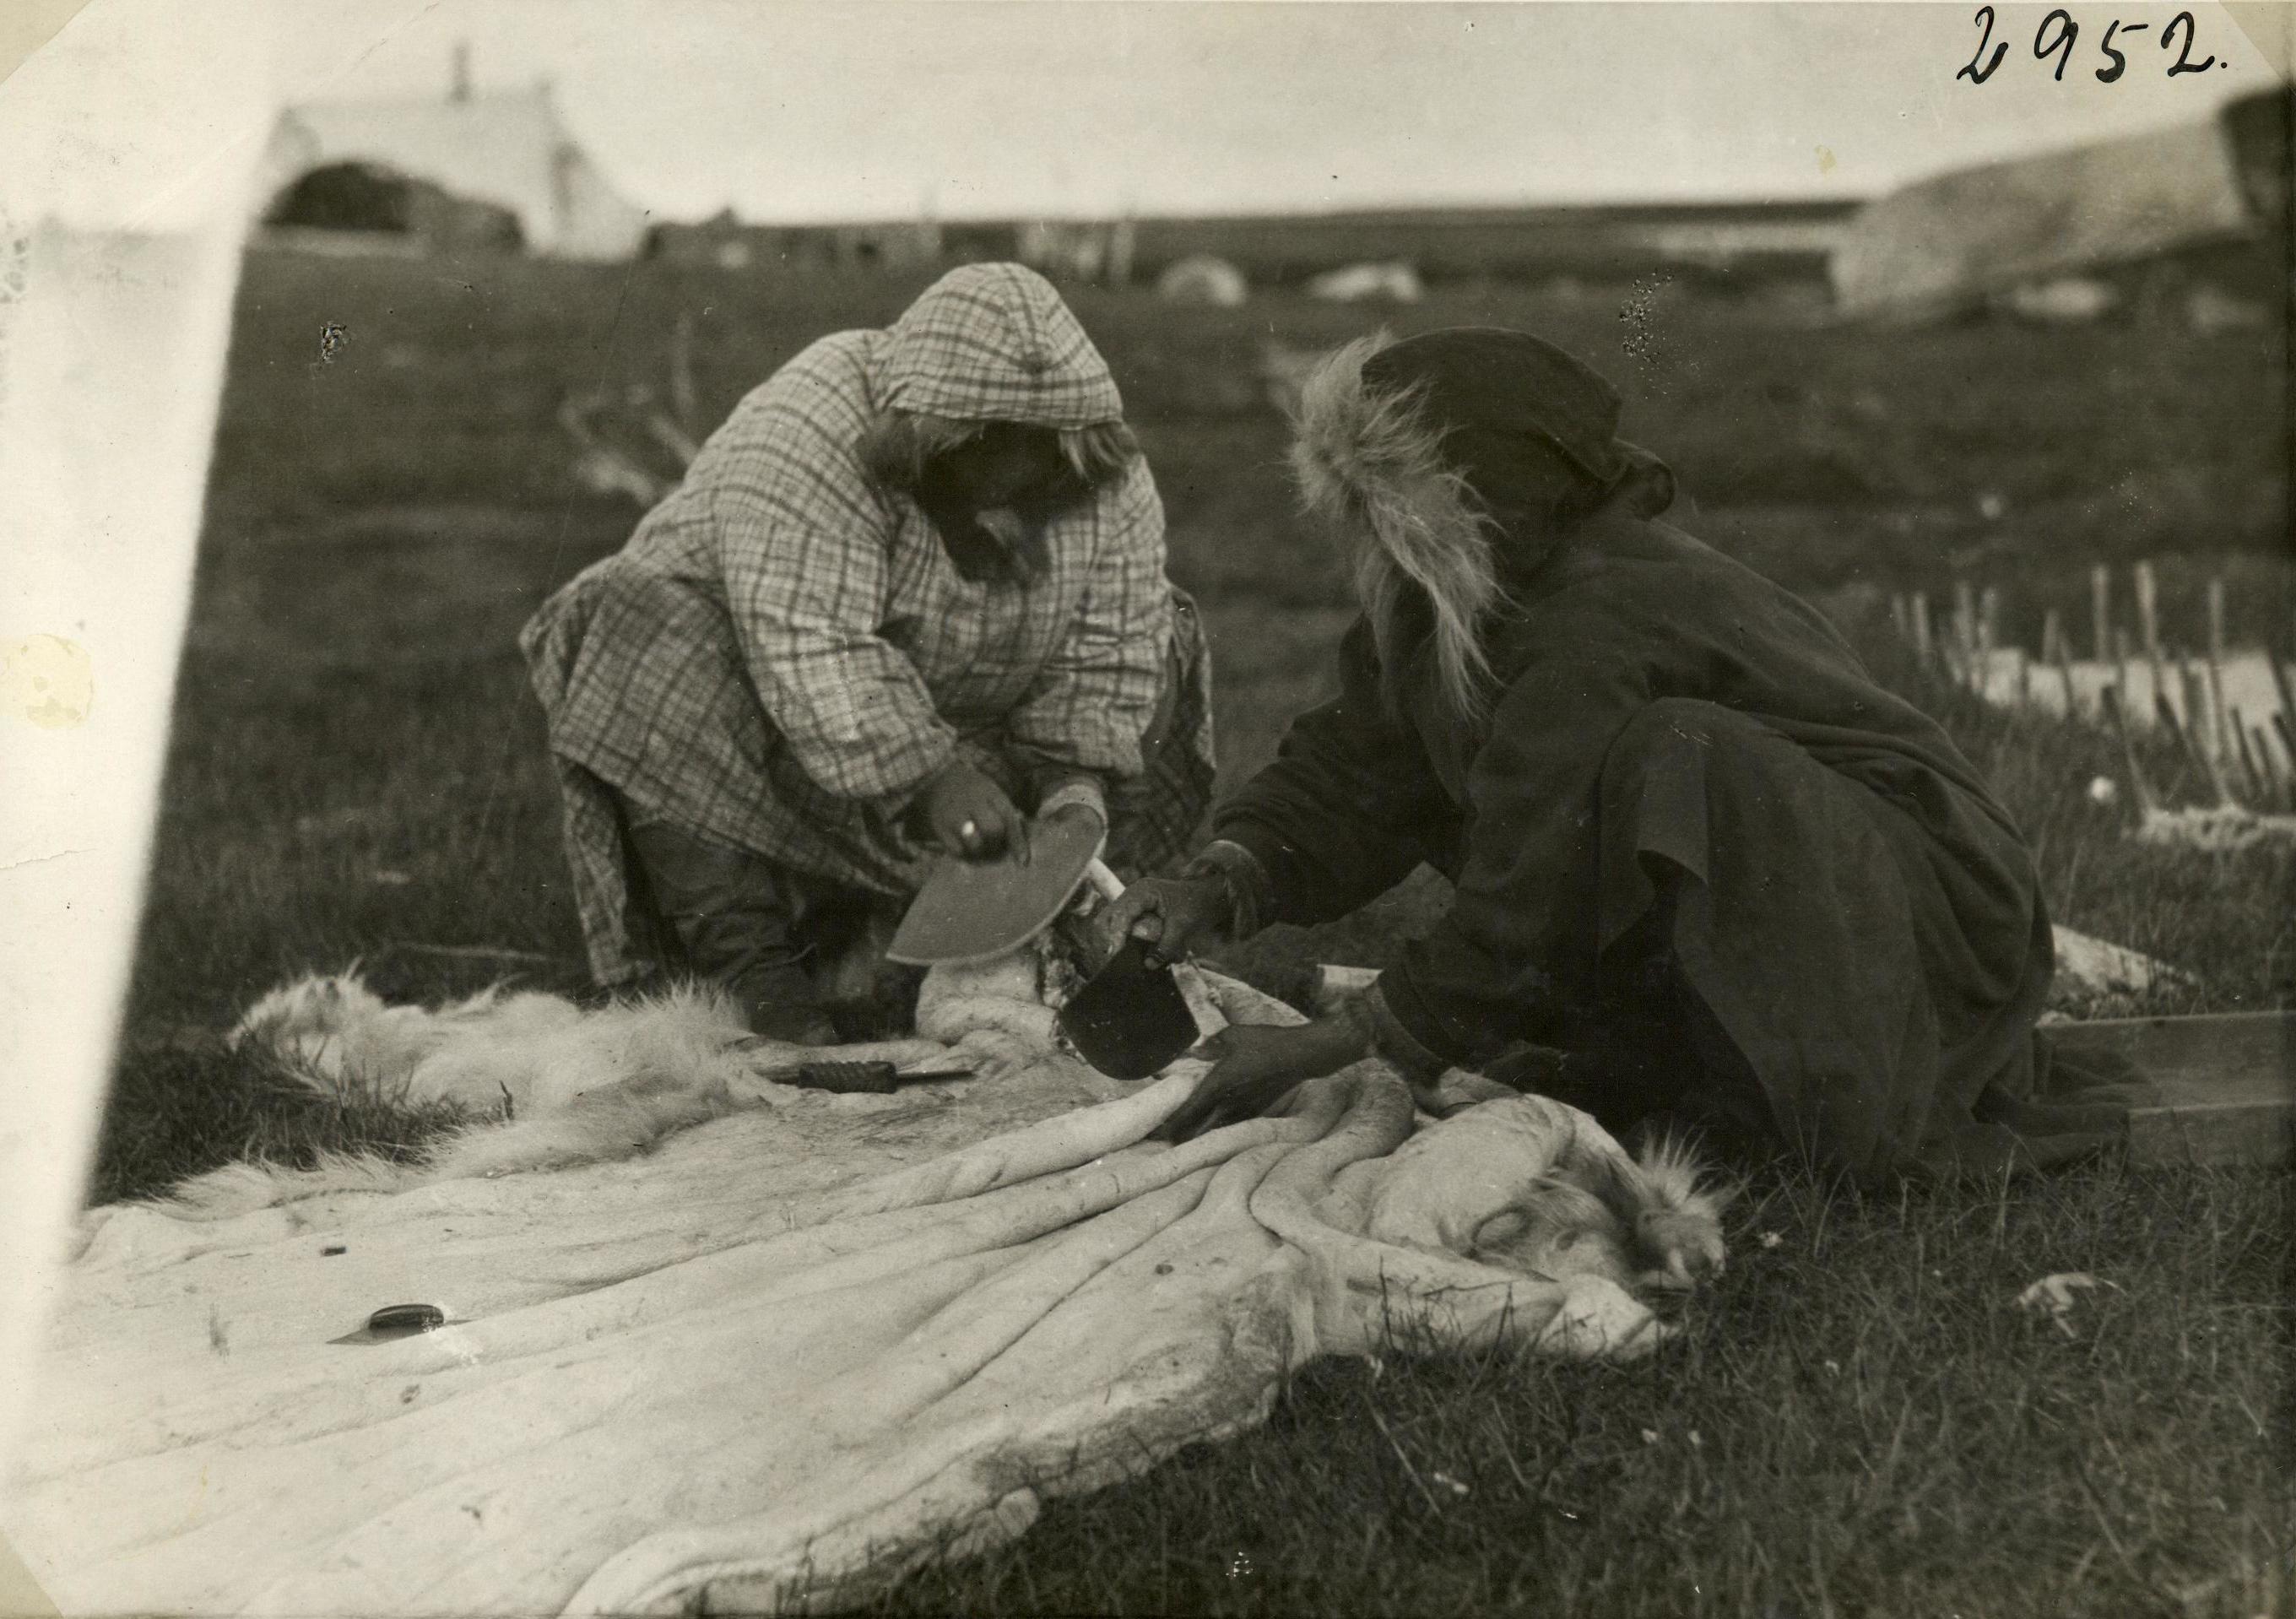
{"left": 1082, "top": 858, "right": 1127, "bottom": 905}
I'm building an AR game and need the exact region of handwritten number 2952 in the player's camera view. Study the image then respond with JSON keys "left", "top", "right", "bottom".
{"left": 1961, "top": 7, "right": 2215, "bottom": 82}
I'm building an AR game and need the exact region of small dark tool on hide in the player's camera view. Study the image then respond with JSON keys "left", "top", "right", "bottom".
{"left": 1058, "top": 936, "right": 1202, "bottom": 1081}
{"left": 329, "top": 1302, "right": 448, "bottom": 1346}
{"left": 885, "top": 805, "right": 1107, "bottom": 966}
{"left": 748, "top": 1059, "right": 976, "bottom": 1095}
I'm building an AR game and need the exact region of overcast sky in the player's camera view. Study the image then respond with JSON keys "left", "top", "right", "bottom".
{"left": 2, "top": 2, "right": 2286, "bottom": 229}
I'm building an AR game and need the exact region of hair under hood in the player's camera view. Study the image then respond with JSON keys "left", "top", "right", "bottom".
{"left": 855, "top": 263, "right": 1140, "bottom": 581}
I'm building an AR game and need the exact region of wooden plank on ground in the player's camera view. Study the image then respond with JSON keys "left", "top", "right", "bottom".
{"left": 1317, "top": 969, "right": 2292, "bottom": 1168}
{"left": 2048, "top": 1010, "right": 2295, "bottom": 1167}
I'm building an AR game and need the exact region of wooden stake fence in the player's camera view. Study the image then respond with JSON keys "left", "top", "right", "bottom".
{"left": 1888, "top": 562, "right": 2296, "bottom": 816}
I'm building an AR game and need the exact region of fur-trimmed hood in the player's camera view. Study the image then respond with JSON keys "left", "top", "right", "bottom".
{"left": 1286, "top": 330, "right": 1676, "bottom": 723}
{"left": 1286, "top": 334, "right": 1509, "bottom": 726}
{"left": 1289, "top": 328, "right": 1670, "bottom": 571}
{"left": 1288, "top": 333, "right": 1498, "bottom": 575}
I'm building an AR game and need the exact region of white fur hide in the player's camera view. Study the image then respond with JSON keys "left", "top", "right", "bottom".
{"left": 192, "top": 946, "right": 1727, "bottom": 1301}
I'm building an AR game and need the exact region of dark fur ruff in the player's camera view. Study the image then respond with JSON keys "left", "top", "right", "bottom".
{"left": 1286, "top": 336, "right": 1503, "bottom": 728}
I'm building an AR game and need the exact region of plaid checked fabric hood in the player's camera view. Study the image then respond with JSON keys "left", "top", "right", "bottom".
{"left": 880, "top": 263, "right": 1124, "bottom": 428}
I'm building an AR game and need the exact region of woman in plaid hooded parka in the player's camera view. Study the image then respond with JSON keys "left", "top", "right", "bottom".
{"left": 522, "top": 264, "right": 1214, "bottom": 1042}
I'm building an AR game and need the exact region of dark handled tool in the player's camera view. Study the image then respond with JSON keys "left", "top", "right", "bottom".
{"left": 329, "top": 1302, "right": 449, "bottom": 1346}
{"left": 1055, "top": 864, "right": 1205, "bottom": 1081}
{"left": 747, "top": 1059, "right": 976, "bottom": 1095}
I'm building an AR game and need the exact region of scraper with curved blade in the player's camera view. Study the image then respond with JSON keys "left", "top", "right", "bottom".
{"left": 885, "top": 807, "right": 1107, "bottom": 967}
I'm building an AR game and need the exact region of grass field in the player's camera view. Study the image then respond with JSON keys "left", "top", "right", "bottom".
{"left": 96, "top": 246, "right": 2293, "bottom": 1615}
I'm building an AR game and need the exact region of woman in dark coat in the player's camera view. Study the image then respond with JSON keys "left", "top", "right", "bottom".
{"left": 1111, "top": 328, "right": 2133, "bottom": 1183}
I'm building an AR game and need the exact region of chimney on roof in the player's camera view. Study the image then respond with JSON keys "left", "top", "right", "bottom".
{"left": 450, "top": 41, "right": 471, "bottom": 103}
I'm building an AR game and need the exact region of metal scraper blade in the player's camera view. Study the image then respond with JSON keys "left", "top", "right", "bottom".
{"left": 1057, "top": 938, "right": 1202, "bottom": 1080}
{"left": 885, "top": 809, "right": 1107, "bottom": 967}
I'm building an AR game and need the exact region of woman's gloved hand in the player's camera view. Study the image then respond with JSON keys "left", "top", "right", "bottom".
{"left": 1153, "top": 1015, "right": 1373, "bottom": 1143}
{"left": 1097, "top": 870, "right": 1232, "bottom": 965}
{"left": 915, "top": 756, "right": 1025, "bottom": 862}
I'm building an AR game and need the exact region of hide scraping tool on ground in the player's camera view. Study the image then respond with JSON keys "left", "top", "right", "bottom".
{"left": 744, "top": 1058, "right": 976, "bottom": 1095}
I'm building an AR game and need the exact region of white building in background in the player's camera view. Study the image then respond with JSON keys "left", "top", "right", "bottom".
{"left": 251, "top": 47, "right": 648, "bottom": 261}
{"left": 1831, "top": 88, "right": 2289, "bottom": 324}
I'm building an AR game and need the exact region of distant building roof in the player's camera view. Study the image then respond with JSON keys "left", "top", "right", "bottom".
{"left": 1118, "top": 200, "right": 1857, "bottom": 286}
{"left": 254, "top": 84, "right": 647, "bottom": 260}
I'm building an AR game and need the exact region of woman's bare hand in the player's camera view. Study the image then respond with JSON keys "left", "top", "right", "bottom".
{"left": 1153, "top": 1016, "right": 1372, "bottom": 1142}
{"left": 1097, "top": 871, "right": 1232, "bottom": 965}
{"left": 916, "top": 759, "right": 1023, "bottom": 862}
